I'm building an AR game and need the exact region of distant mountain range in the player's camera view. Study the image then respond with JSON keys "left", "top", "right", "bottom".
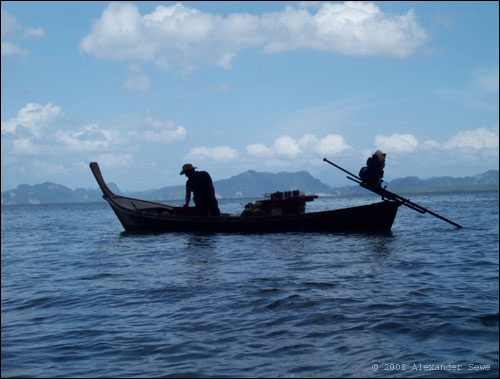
{"left": 1, "top": 169, "right": 498, "bottom": 205}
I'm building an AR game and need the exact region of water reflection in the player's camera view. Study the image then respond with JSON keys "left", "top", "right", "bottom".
{"left": 364, "top": 231, "right": 394, "bottom": 256}
{"left": 182, "top": 233, "right": 221, "bottom": 284}
{"left": 184, "top": 232, "right": 219, "bottom": 248}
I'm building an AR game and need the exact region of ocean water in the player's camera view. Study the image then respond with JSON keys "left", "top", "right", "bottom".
{"left": 1, "top": 192, "right": 498, "bottom": 378}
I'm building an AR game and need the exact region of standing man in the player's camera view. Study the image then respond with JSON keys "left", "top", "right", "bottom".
{"left": 180, "top": 163, "right": 220, "bottom": 216}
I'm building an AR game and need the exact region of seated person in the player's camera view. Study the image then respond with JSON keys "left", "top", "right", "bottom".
{"left": 359, "top": 150, "right": 386, "bottom": 188}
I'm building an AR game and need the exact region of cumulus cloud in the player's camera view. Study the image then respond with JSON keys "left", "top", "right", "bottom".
{"left": 1, "top": 102, "right": 62, "bottom": 136}
{"left": 311, "top": 134, "right": 352, "bottom": 155}
{"left": 374, "top": 133, "right": 419, "bottom": 153}
{"left": 2, "top": 103, "right": 188, "bottom": 162}
{"left": 374, "top": 127, "right": 499, "bottom": 155}
{"left": 247, "top": 133, "right": 351, "bottom": 159}
{"left": 185, "top": 146, "right": 239, "bottom": 161}
{"left": 2, "top": 102, "right": 62, "bottom": 156}
{"left": 274, "top": 136, "right": 301, "bottom": 157}
{"left": 80, "top": 2, "right": 428, "bottom": 69}
{"left": 443, "top": 127, "right": 499, "bottom": 150}
{"left": 246, "top": 143, "right": 274, "bottom": 158}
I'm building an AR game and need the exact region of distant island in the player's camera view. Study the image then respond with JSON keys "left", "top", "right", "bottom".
{"left": 1, "top": 169, "right": 498, "bottom": 205}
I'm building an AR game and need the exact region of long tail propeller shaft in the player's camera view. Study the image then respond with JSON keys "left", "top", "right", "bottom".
{"left": 323, "top": 158, "right": 462, "bottom": 228}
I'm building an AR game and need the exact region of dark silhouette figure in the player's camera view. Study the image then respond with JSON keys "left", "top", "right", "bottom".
{"left": 359, "top": 150, "right": 386, "bottom": 188}
{"left": 180, "top": 163, "right": 220, "bottom": 217}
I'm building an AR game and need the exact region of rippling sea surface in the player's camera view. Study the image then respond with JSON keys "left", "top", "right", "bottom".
{"left": 2, "top": 192, "right": 498, "bottom": 378}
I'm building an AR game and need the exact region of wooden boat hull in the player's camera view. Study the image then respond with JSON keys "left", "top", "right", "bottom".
{"left": 110, "top": 199, "right": 399, "bottom": 233}
{"left": 90, "top": 162, "right": 400, "bottom": 233}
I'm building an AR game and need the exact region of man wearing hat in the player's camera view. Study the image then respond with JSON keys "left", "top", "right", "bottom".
{"left": 180, "top": 164, "right": 220, "bottom": 217}
{"left": 358, "top": 150, "right": 386, "bottom": 188}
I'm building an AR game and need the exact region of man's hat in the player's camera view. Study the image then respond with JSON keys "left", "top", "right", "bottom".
{"left": 374, "top": 150, "right": 386, "bottom": 162}
{"left": 180, "top": 163, "right": 197, "bottom": 175}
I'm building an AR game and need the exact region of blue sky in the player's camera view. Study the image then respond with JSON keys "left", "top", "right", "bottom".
{"left": 1, "top": 1, "right": 498, "bottom": 192}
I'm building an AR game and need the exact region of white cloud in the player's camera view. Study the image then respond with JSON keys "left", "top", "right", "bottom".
{"left": 246, "top": 143, "right": 274, "bottom": 158}
{"left": 247, "top": 133, "right": 351, "bottom": 159}
{"left": 1, "top": 9, "right": 45, "bottom": 57}
{"left": 1, "top": 102, "right": 62, "bottom": 136}
{"left": 80, "top": 2, "right": 428, "bottom": 69}
{"left": 312, "top": 134, "right": 351, "bottom": 155}
{"left": 186, "top": 146, "right": 239, "bottom": 161}
{"left": 2, "top": 103, "right": 122, "bottom": 155}
{"left": 274, "top": 136, "right": 301, "bottom": 157}
{"left": 123, "top": 64, "right": 150, "bottom": 92}
{"left": 3, "top": 104, "right": 188, "bottom": 161}
{"left": 297, "top": 134, "right": 320, "bottom": 151}
{"left": 374, "top": 133, "right": 419, "bottom": 153}
{"left": 374, "top": 127, "right": 499, "bottom": 156}
{"left": 55, "top": 124, "right": 119, "bottom": 153}
{"left": 443, "top": 127, "right": 499, "bottom": 150}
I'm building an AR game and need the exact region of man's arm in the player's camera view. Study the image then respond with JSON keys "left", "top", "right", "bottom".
{"left": 209, "top": 183, "right": 217, "bottom": 200}
{"left": 184, "top": 188, "right": 191, "bottom": 207}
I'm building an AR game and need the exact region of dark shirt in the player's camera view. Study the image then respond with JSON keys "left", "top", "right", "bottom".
{"left": 359, "top": 155, "right": 385, "bottom": 187}
{"left": 186, "top": 171, "right": 220, "bottom": 216}
{"left": 187, "top": 171, "right": 213, "bottom": 203}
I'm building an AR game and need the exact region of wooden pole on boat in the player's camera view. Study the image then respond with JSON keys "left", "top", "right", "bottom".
{"left": 322, "top": 158, "right": 463, "bottom": 229}
{"left": 322, "top": 158, "right": 361, "bottom": 181}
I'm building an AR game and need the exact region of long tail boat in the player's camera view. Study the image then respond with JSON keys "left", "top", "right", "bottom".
{"left": 90, "top": 162, "right": 400, "bottom": 233}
